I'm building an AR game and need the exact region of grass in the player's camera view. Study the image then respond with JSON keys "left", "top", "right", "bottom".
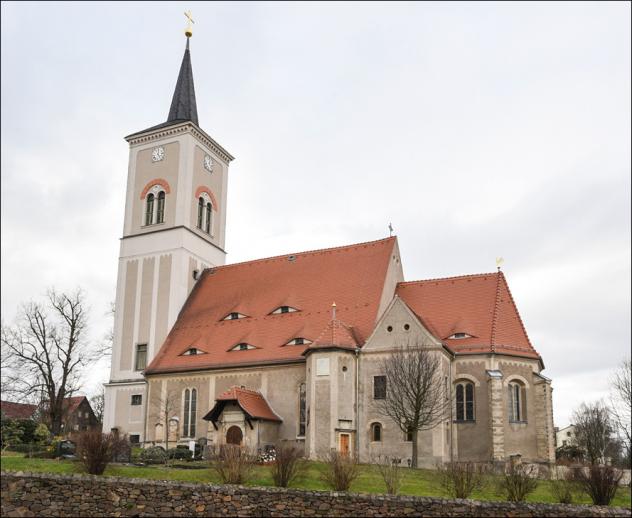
{"left": 1, "top": 453, "right": 630, "bottom": 508}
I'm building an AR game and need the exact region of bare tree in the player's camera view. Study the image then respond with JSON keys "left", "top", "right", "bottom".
{"left": 375, "top": 343, "right": 449, "bottom": 468}
{"left": 1, "top": 289, "right": 104, "bottom": 435}
{"left": 609, "top": 358, "right": 631, "bottom": 465}
{"left": 572, "top": 401, "right": 616, "bottom": 465}
{"left": 90, "top": 386, "right": 106, "bottom": 425}
{"left": 150, "top": 387, "right": 180, "bottom": 456}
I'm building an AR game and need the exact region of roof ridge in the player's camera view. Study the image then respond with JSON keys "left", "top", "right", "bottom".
{"left": 398, "top": 272, "right": 498, "bottom": 285}
{"left": 496, "top": 271, "right": 538, "bottom": 356}
{"left": 204, "top": 237, "right": 396, "bottom": 274}
{"left": 490, "top": 272, "right": 503, "bottom": 352}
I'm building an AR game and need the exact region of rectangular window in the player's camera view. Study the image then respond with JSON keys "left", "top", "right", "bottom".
{"left": 130, "top": 434, "right": 140, "bottom": 444}
{"left": 131, "top": 394, "right": 142, "bottom": 406}
{"left": 316, "top": 358, "right": 330, "bottom": 376}
{"left": 135, "top": 344, "right": 147, "bottom": 371}
{"left": 373, "top": 376, "right": 386, "bottom": 399}
{"left": 405, "top": 430, "right": 413, "bottom": 442}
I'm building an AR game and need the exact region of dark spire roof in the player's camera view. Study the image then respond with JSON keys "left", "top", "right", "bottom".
{"left": 167, "top": 38, "right": 198, "bottom": 126}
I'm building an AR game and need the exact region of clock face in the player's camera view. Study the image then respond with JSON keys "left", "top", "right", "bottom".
{"left": 204, "top": 155, "right": 213, "bottom": 172}
{"left": 151, "top": 146, "right": 165, "bottom": 162}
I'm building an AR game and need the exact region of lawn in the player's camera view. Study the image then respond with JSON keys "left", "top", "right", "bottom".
{"left": 1, "top": 453, "right": 630, "bottom": 508}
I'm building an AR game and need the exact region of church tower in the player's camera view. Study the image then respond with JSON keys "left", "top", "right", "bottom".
{"left": 103, "top": 33, "right": 234, "bottom": 439}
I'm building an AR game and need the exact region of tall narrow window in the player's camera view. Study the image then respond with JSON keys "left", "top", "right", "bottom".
{"left": 373, "top": 376, "right": 386, "bottom": 399}
{"left": 508, "top": 382, "right": 526, "bottom": 422}
{"left": 145, "top": 194, "right": 154, "bottom": 226}
{"left": 183, "top": 388, "right": 197, "bottom": 437}
{"left": 456, "top": 384, "right": 464, "bottom": 421}
{"left": 455, "top": 381, "right": 475, "bottom": 421}
{"left": 465, "top": 383, "right": 474, "bottom": 421}
{"left": 298, "top": 383, "right": 306, "bottom": 436}
{"left": 156, "top": 191, "right": 165, "bottom": 223}
{"left": 135, "top": 344, "right": 147, "bottom": 371}
{"left": 205, "top": 202, "right": 212, "bottom": 234}
{"left": 183, "top": 389, "right": 190, "bottom": 437}
{"left": 197, "top": 197, "right": 204, "bottom": 228}
{"left": 190, "top": 388, "right": 197, "bottom": 437}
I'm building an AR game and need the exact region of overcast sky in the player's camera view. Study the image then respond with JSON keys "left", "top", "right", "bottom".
{"left": 1, "top": 2, "right": 630, "bottom": 427}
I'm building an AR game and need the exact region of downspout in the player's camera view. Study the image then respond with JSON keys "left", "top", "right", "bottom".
{"left": 354, "top": 348, "right": 360, "bottom": 459}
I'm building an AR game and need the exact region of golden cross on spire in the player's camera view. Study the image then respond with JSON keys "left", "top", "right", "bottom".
{"left": 184, "top": 10, "right": 195, "bottom": 38}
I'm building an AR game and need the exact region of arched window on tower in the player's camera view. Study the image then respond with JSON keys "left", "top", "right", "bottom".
{"left": 183, "top": 388, "right": 197, "bottom": 437}
{"left": 455, "top": 381, "right": 475, "bottom": 421}
{"left": 145, "top": 193, "right": 155, "bottom": 226}
{"left": 205, "top": 202, "right": 212, "bottom": 234}
{"left": 197, "top": 197, "right": 204, "bottom": 229}
{"left": 156, "top": 191, "right": 165, "bottom": 224}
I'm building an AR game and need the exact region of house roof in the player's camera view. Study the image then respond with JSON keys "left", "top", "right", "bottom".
{"left": 63, "top": 396, "right": 88, "bottom": 414}
{"left": 0, "top": 400, "right": 37, "bottom": 420}
{"left": 396, "top": 271, "right": 540, "bottom": 360}
{"left": 203, "top": 386, "right": 282, "bottom": 423}
{"left": 145, "top": 237, "right": 397, "bottom": 374}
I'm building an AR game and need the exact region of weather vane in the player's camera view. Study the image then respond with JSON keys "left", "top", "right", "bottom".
{"left": 496, "top": 257, "right": 504, "bottom": 271}
{"left": 184, "top": 10, "right": 195, "bottom": 38}
{"left": 388, "top": 222, "right": 394, "bottom": 237}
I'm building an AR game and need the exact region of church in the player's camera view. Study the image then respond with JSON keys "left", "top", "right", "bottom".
{"left": 103, "top": 31, "right": 556, "bottom": 468}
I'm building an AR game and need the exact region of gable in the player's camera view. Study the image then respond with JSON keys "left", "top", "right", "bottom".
{"left": 363, "top": 296, "right": 442, "bottom": 351}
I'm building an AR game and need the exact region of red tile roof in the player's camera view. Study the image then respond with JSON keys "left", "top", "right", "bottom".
{"left": 204, "top": 386, "right": 282, "bottom": 422}
{"left": 145, "top": 237, "right": 397, "bottom": 374}
{"left": 304, "top": 318, "right": 359, "bottom": 353}
{"left": 0, "top": 400, "right": 37, "bottom": 420}
{"left": 396, "top": 271, "right": 540, "bottom": 360}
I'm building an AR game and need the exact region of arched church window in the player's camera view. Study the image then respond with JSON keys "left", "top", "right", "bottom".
{"left": 205, "top": 202, "right": 212, "bottom": 234}
{"left": 371, "top": 422, "right": 382, "bottom": 442}
{"left": 508, "top": 381, "right": 527, "bottom": 422}
{"left": 183, "top": 388, "right": 197, "bottom": 437}
{"left": 298, "top": 383, "right": 306, "bottom": 436}
{"left": 145, "top": 193, "right": 154, "bottom": 226}
{"left": 455, "top": 381, "right": 475, "bottom": 421}
{"left": 156, "top": 191, "right": 165, "bottom": 223}
{"left": 197, "top": 197, "right": 204, "bottom": 229}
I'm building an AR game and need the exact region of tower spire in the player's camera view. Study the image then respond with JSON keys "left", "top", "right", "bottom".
{"left": 167, "top": 32, "right": 198, "bottom": 126}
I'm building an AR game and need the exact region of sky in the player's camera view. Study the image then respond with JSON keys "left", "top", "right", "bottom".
{"left": 1, "top": 1, "right": 630, "bottom": 427}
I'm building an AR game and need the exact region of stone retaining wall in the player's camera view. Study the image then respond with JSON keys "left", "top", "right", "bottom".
{"left": 1, "top": 471, "right": 630, "bottom": 517}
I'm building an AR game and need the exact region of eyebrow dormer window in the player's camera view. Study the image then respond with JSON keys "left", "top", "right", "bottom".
{"left": 286, "top": 338, "right": 312, "bottom": 346}
{"left": 230, "top": 343, "right": 256, "bottom": 351}
{"left": 449, "top": 333, "right": 472, "bottom": 339}
{"left": 271, "top": 306, "right": 299, "bottom": 315}
{"left": 182, "top": 348, "right": 202, "bottom": 356}
{"left": 223, "top": 312, "right": 247, "bottom": 321}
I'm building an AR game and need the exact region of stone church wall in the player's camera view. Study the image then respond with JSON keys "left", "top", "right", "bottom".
{"left": 144, "top": 363, "right": 305, "bottom": 449}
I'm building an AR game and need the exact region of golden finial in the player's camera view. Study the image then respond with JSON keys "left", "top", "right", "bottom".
{"left": 495, "top": 257, "right": 505, "bottom": 271}
{"left": 184, "top": 10, "right": 195, "bottom": 38}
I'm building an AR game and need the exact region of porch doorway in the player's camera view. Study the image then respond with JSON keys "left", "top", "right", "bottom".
{"left": 226, "top": 425, "right": 243, "bottom": 445}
